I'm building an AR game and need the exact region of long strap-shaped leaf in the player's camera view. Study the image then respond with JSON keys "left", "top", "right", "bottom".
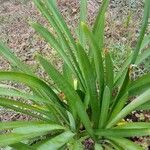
{"left": 108, "top": 92, "right": 128, "bottom": 122}
{"left": 135, "top": 48, "right": 150, "bottom": 65}
{"left": 31, "top": 22, "right": 74, "bottom": 71}
{"left": 79, "top": 0, "right": 87, "bottom": 47}
{"left": 106, "top": 89, "right": 150, "bottom": 128}
{"left": 105, "top": 50, "right": 114, "bottom": 94}
{"left": 0, "top": 121, "right": 45, "bottom": 130}
{"left": 93, "top": 0, "right": 109, "bottom": 49}
{"left": 31, "top": 22, "right": 85, "bottom": 90}
{"left": 37, "top": 131, "right": 75, "bottom": 150}
{"left": 99, "top": 86, "right": 111, "bottom": 128}
{"left": 0, "top": 97, "right": 50, "bottom": 121}
{"left": 33, "top": 0, "right": 85, "bottom": 89}
{"left": 82, "top": 23, "right": 104, "bottom": 97}
{"left": 0, "top": 42, "right": 34, "bottom": 75}
{"left": 136, "top": 101, "right": 150, "bottom": 110}
{"left": 115, "top": 122, "right": 150, "bottom": 129}
{"left": 13, "top": 124, "right": 65, "bottom": 134}
{"left": 0, "top": 72, "right": 66, "bottom": 109}
{"left": 33, "top": 0, "right": 85, "bottom": 90}
{"left": 43, "top": 0, "right": 77, "bottom": 55}
{"left": 94, "top": 143, "right": 103, "bottom": 150}
{"left": 131, "top": 0, "right": 150, "bottom": 63}
{"left": 0, "top": 87, "right": 49, "bottom": 106}
{"left": 108, "top": 137, "right": 143, "bottom": 150}
{"left": 0, "top": 86, "right": 68, "bottom": 124}
{"left": 0, "top": 124, "right": 65, "bottom": 147}
{"left": 10, "top": 142, "right": 34, "bottom": 150}
{"left": 95, "top": 128, "right": 150, "bottom": 137}
{"left": 37, "top": 55, "right": 94, "bottom": 137}
{"left": 140, "top": 34, "right": 150, "bottom": 50}
{"left": 128, "top": 73, "right": 150, "bottom": 96}
{"left": 76, "top": 44, "right": 99, "bottom": 127}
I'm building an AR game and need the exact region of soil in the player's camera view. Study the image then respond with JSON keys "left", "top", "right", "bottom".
{"left": 0, "top": 0, "right": 149, "bottom": 149}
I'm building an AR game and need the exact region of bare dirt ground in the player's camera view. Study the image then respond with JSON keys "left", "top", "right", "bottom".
{"left": 0, "top": 0, "right": 149, "bottom": 149}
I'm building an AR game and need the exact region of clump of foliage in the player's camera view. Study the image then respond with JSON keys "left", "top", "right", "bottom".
{"left": 0, "top": 0, "right": 150, "bottom": 149}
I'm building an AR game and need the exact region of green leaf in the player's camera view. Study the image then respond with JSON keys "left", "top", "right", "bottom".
{"left": 0, "top": 124, "right": 65, "bottom": 147}
{"left": 99, "top": 86, "right": 111, "bottom": 128}
{"left": 13, "top": 124, "right": 65, "bottom": 134}
{"left": 114, "top": 53, "right": 132, "bottom": 86}
{"left": 105, "top": 140, "right": 124, "bottom": 150}
{"left": 81, "top": 23, "right": 104, "bottom": 95}
{"left": 95, "top": 128, "right": 150, "bottom": 137}
{"left": 105, "top": 50, "right": 114, "bottom": 93}
{"left": 0, "top": 41, "right": 33, "bottom": 75}
{"left": 0, "top": 86, "right": 49, "bottom": 106}
{"left": 94, "top": 143, "right": 103, "bottom": 150}
{"left": 135, "top": 48, "right": 150, "bottom": 65}
{"left": 115, "top": 122, "right": 150, "bottom": 129}
{"left": 108, "top": 92, "right": 128, "bottom": 122}
{"left": 128, "top": 73, "right": 150, "bottom": 96}
{"left": 79, "top": 0, "right": 87, "bottom": 47}
{"left": 31, "top": 22, "right": 85, "bottom": 91}
{"left": 108, "top": 137, "right": 143, "bottom": 150}
{"left": 10, "top": 142, "right": 34, "bottom": 150}
{"left": 111, "top": 69, "right": 130, "bottom": 113}
{"left": 0, "top": 121, "right": 45, "bottom": 130}
{"left": 76, "top": 43, "right": 99, "bottom": 126}
{"left": 69, "top": 140, "right": 83, "bottom": 150}
{"left": 43, "top": 0, "right": 77, "bottom": 55}
{"left": 63, "top": 63, "right": 74, "bottom": 87}
{"left": 131, "top": 0, "right": 150, "bottom": 63}
{"left": 67, "top": 111, "right": 76, "bottom": 131}
{"left": 37, "top": 131, "right": 75, "bottom": 150}
{"left": 107, "top": 89, "right": 150, "bottom": 128}
{"left": 33, "top": 0, "right": 85, "bottom": 90}
{"left": 0, "top": 97, "right": 49, "bottom": 121}
{"left": 140, "top": 34, "right": 150, "bottom": 50}
{"left": 136, "top": 101, "right": 150, "bottom": 110}
{"left": 93, "top": 0, "right": 109, "bottom": 49}
{"left": 0, "top": 72, "right": 65, "bottom": 109}
{"left": 37, "top": 55, "right": 94, "bottom": 137}
{"left": 31, "top": 22, "right": 74, "bottom": 73}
